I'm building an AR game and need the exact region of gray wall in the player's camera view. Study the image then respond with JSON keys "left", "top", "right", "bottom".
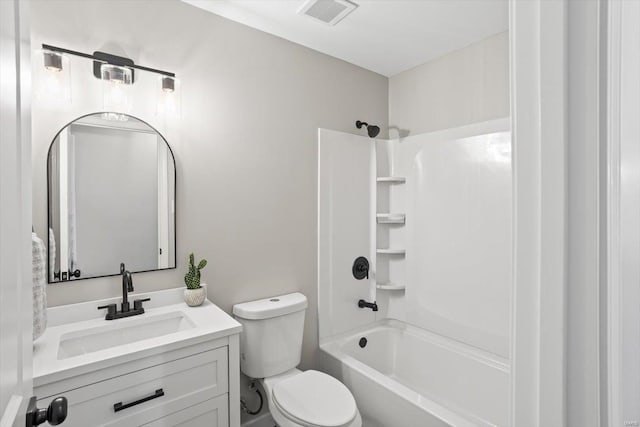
{"left": 389, "top": 31, "right": 509, "bottom": 136}
{"left": 30, "top": 0, "right": 388, "bottom": 372}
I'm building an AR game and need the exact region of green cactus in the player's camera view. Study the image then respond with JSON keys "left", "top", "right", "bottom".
{"left": 184, "top": 253, "right": 207, "bottom": 289}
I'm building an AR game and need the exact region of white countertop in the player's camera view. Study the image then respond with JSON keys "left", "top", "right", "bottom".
{"left": 33, "top": 286, "right": 242, "bottom": 388}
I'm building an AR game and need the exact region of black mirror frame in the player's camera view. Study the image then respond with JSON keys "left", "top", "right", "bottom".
{"left": 46, "top": 112, "right": 177, "bottom": 284}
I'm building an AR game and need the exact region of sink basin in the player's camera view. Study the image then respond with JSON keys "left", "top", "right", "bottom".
{"left": 57, "top": 311, "right": 195, "bottom": 359}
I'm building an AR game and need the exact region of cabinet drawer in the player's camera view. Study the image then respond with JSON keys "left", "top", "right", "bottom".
{"left": 38, "top": 347, "right": 228, "bottom": 427}
{"left": 142, "top": 394, "right": 228, "bottom": 427}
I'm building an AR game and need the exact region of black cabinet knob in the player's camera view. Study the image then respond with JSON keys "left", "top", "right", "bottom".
{"left": 47, "top": 397, "right": 68, "bottom": 425}
{"left": 26, "top": 396, "right": 68, "bottom": 426}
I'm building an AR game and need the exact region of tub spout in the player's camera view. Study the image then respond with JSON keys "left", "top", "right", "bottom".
{"left": 358, "top": 299, "right": 378, "bottom": 311}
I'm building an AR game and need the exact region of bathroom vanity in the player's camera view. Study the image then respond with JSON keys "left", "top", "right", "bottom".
{"left": 32, "top": 287, "right": 242, "bottom": 426}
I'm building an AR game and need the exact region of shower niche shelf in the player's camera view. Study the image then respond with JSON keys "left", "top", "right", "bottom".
{"left": 376, "top": 176, "right": 406, "bottom": 183}
{"left": 376, "top": 213, "right": 405, "bottom": 224}
{"left": 376, "top": 248, "right": 406, "bottom": 255}
{"left": 376, "top": 283, "right": 406, "bottom": 291}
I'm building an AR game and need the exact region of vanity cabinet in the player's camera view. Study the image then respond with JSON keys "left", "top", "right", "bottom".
{"left": 35, "top": 338, "right": 236, "bottom": 427}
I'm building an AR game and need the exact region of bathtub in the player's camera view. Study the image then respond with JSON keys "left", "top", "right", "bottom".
{"left": 319, "top": 319, "right": 510, "bottom": 427}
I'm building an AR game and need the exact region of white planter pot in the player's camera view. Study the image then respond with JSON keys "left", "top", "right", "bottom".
{"left": 184, "top": 287, "right": 206, "bottom": 306}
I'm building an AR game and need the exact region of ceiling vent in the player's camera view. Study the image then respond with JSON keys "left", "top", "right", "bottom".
{"left": 298, "top": 0, "right": 358, "bottom": 26}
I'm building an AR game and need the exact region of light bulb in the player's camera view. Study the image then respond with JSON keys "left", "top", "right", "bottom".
{"left": 34, "top": 49, "right": 71, "bottom": 106}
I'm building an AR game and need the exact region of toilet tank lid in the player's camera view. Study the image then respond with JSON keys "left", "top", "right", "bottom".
{"left": 232, "top": 292, "right": 308, "bottom": 320}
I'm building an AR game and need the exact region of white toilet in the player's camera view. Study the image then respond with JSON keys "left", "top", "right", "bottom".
{"left": 233, "top": 292, "right": 362, "bottom": 427}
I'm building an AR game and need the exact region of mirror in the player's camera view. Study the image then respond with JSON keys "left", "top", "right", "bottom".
{"left": 47, "top": 113, "right": 176, "bottom": 283}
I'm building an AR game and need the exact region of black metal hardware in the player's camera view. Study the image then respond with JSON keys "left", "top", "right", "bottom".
{"left": 359, "top": 337, "right": 368, "bottom": 348}
{"left": 53, "top": 270, "right": 81, "bottom": 281}
{"left": 120, "top": 262, "right": 133, "bottom": 312}
{"left": 97, "top": 304, "right": 117, "bottom": 317}
{"left": 46, "top": 112, "right": 178, "bottom": 284}
{"left": 99, "top": 264, "right": 149, "bottom": 320}
{"left": 358, "top": 299, "right": 378, "bottom": 311}
{"left": 352, "top": 256, "right": 369, "bottom": 280}
{"left": 113, "top": 389, "right": 164, "bottom": 412}
{"left": 25, "top": 396, "right": 67, "bottom": 426}
{"left": 91, "top": 51, "right": 135, "bottom": 82}
{"left": 103, "top": 307, "right": 147, "bottom": 321}
{"left": 355, "top": 120, "right": 381, "bottom": 138}
{"left": 134, "top": 298, "right": 151, "bottom": 311}
{"left": 41, "top": 44, "right": 175, "bottom": 78}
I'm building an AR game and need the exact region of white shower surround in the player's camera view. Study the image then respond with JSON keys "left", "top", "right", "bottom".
{"left": 386, "top": 118, "right": 512, "bottom": 357}
{"left": 318, "top": 118, "right": 511, "bottom": 425}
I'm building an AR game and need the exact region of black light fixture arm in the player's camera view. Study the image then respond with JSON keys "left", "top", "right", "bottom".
{"left": 41, "top": 43, "right": 176, "bottom": 78}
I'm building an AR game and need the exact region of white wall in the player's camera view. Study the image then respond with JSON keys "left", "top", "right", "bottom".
{"left": 607, "top": 1, "right": 640, "bottom": 425}
{"left": 389, "top": 31, "right": 509, "bottom": 137}
{"left": 29, "top": 0, "right": 388, "bottom": 373}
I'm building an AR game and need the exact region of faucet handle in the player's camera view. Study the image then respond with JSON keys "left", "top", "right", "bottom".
{"left": 134, "top": 298, "right": 150, "bottom": 311}
{"left": 98, "top": 304, "right": 117, "bottom": 316}
{"left": 126, "top": 274, "right": 134, "bottom": 292}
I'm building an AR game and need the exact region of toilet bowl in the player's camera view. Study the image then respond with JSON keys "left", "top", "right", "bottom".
{"left": 261, "top": 369, "right": 362, "bottom": 427}
{"left": 232, "top": 293, "right": 362, "bottom": 427}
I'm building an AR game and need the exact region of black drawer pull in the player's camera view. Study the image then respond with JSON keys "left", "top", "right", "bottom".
{"left": 113, "top": 389, "right": 164, "bottom": 412}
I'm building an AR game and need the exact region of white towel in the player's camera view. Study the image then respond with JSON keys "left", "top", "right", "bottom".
{"left": 32, "top": 232, "right": 47, "bottom": 341}
{"left": 49, "top": 227, "right": 56, "bottom": 280}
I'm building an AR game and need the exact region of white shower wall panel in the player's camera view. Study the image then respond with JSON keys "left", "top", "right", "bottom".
{"left": 318, "top": 129, "right": 376, "bottom": 340}
{"left": 395, "top": 119, "right": 512, "bottom": 357}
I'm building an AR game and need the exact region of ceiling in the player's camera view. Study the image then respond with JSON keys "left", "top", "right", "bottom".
{"left": 182, "top": 0, "right": 508, "bottom": 77}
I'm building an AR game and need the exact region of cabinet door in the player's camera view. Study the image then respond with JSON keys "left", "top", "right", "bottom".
{"left": 142, "top": 394, "right": 228, "bottom": 427}
{"left": 38, "top": 346, "right": 228, "bottom": 426}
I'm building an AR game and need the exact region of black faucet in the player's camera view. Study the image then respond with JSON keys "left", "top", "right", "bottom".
{"left": 358, "top": 299, "right": 378, "bottom": 311}
{"left": 97, "top": 263, "right": 150, "bottom": 320}
{"left": 120, "top": 263, "right": 133, "bottom": 313}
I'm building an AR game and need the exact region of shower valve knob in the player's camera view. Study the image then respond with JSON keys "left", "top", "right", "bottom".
{"left": 352, "top": 256, "right": 369, "bottom": 280}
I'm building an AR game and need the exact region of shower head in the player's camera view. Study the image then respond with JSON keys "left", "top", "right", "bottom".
{"left": 356, "top": 120, "right": 380, "bottom": 138}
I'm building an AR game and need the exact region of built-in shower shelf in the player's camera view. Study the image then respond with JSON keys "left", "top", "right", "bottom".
{"left": 376, "top": 213, "right": 405, "bottom": 224}
{"left": 376, "top": 176, "right": 406, "bottom": 183}
{"left": 376, "top": 283, "right": 406, "bottom": 291}
{"left": 376, "top": 248, "right": 406, "bottom": 255}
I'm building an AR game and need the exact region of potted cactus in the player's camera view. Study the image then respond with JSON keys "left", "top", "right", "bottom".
{"left": 184, "top": 253, "right": 207, "bottom": 306}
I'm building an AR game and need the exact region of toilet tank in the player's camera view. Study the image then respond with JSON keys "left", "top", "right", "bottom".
{"left": 232, "top": 292, "right": 308, "bottom": 379}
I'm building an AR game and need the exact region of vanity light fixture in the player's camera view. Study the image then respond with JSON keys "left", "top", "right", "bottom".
{"left": 38, "top": 43, "right": 179, "bottom": 116}
{"left": 43, "top": 50, "right": 63, "bottom": 72}
{"left": 34, "top": 49, "right": 71, "bottom": 106}
{"left": 156, "top": 76, "right": 181, "bottom": 117}
{"left": 101, "top": 64, "right": 133, "bottom": 118}
{"left": 41, "top": 44, "right": 175, "bottom": 81}
{"left": 161, "top": 76, "right": 175, "bottom": 93}
{"left": 101, "top": 64, "right": 132, "bottom": 85}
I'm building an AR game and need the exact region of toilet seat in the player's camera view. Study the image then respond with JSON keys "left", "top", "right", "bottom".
{"left": 271, "top": 370, "right": 358, "bottom": 427}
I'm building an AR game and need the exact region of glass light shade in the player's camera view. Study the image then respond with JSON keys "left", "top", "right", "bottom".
{"left": 34, "top": 49, "right": 71, "bottom": 106}
{"left": 156, "top": 76, "right": 180, "bottom": 117}
{"left": 101, "top": 64, "right": 132, "bottom": 115}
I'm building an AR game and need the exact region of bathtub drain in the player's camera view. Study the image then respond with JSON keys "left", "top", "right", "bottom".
{"left": 359, "top": 337, "right": 367, "bottom": 348}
